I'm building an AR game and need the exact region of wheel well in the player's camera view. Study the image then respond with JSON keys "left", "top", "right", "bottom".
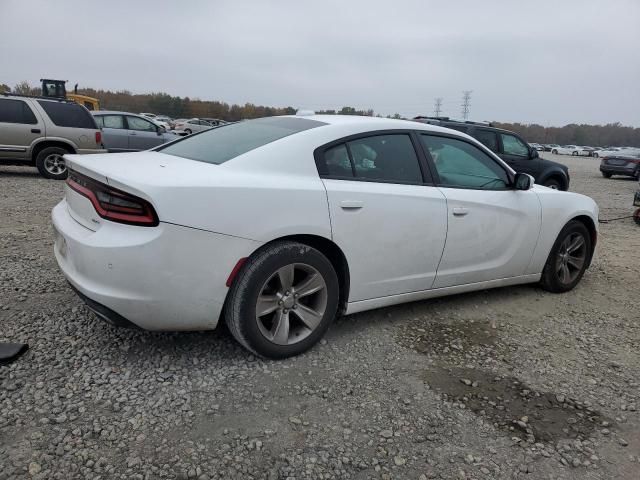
{"left": 31, "top": 141, "right": 76, "bottom": 164}
{"left": 542, "top": 173, "right": 568, "bottom": 190}
{"left": 271, "top": 234, "right": 350, "bottom": 315}
{"left": 571, "top": 215, "right": 597, "bottom": 266}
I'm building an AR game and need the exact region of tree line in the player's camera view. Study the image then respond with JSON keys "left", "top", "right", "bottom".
{"left": 2, "top": 81, "right": 638, "bottom": 146}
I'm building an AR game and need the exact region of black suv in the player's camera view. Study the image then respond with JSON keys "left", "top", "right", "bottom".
{"left": 413, "top": 117, "right": 570, "bottom": 190}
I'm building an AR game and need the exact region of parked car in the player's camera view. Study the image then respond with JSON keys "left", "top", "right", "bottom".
{"left": 544, "top": 144, "right": 560, "bottom": 152}
{"left": 139, "top": 113, "right": 157, "bottom": 119}
{"left": 200, "top": 118, "right": 228, "bottom": 127}
{"left": 413, "top": 117, "right": 570, "bottom": 189}
{"left": 173, "top": 118, "right": 214, "bottom": 134}
{"left": 550, "top": 145, "right": 581, "bottom": 155}
{"left": 52, "top": 114, "right": 598, "bottom": 358}
{"left": 593, "top": 147, "right": 621, "bottom": 158}
{"left": 92, "top": 111, "right": 180, "bottom": 152}
{"left": 529, "top": 142, "right": 544, "bottom": 151}
{"left": 599, "top": 152, "right": 640, "bottom": 179}
{"left": 0, "top": 93, "right": 105, "bottom": 179}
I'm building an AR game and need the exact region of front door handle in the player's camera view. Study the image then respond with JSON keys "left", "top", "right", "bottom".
{"left": 340, "top": 200, "right": 364, "bottom": 210}
{"left": 31, "top": 129, "right": 41, "bottom": 134}
{"left": 129, "top": 132, "right": 137, "bottom": 136}
{"left": 452, "top": 207, "right": 469, "bottom": 217}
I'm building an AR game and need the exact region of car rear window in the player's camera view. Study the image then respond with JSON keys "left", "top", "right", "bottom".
{"left": 158, "top": 117, "right": 327, "bottom": 165}
{"left": 37, "top": 100, "right": 97, "bottom": 129}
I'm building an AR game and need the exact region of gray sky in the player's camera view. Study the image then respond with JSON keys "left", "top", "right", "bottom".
{"left": 1, "top": 0, "right": 638, "bottom": 126}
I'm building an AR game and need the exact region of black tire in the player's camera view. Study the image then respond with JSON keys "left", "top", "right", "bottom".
{"left": 601, "top": 172, "right": 612, "bottom": 178}
{"left": 634, "top": 168, "right": 640, "bottom": 180}
{"left": 593, "top": 152, "right": 599, "bottom": 158}
{"left": 540, "top": 220, "right": 591, "bottom": 293}
{"left": 634, "top": 208, "right": 640, "bottom": 226}
{"left": 571, "top": 151, "right": 578, "bottom": 156}
{"left": 35, "top": 146, "right": 70, "bottom": 180}
{"left": 225, "top": 241, "right": 339, "bottom": 359}
{"left": 551, "top": 149, "right": 558, "bottom": 154}
{"left": 543, "top": 177, "right": 562, "bottom": 189}
{"left": 184, "top": 128, "right": 192, "bottom": 135}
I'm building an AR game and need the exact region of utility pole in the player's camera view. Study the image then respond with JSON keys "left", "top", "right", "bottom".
{"left": 433, "top": 97, "right": 443, "bottom": 117}
{"left": 461, "top": 90, "right": 472, "bottom": 120}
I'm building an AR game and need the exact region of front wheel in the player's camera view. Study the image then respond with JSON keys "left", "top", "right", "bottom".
{"left": 572, "top": 151, "right": 578, "bottom": 156}
{"left": 184, "top": 128, "right": 192, "bottom": 135}
{"left": 225, "top": 241, "right": 339, "bottom": 359}
{"left": 593, "top": 153, "right": 599, "bottom": 158}
{"left": 543, "top": 178, "right": 562, "bottom": 189}
{"left": 540, "top": 220, "right": 591, "bottom": 293}
{"left": 552, "top": 149, "right": 558, "bottom": 154}
{"left": 601, "top": 172, "right": 612, "bottom": 178}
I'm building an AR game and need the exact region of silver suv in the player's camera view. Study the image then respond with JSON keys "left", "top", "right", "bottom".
{"left": 0, "top": 93, "right": 106, "bottom": 179}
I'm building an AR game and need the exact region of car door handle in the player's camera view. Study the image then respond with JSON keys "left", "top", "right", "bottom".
{"left": 31, "top": 129, "right": 41, "bottom": 134}
{"left": 452, "top": 207, "right": 469, "bottom": 216}
{"left": 340, "top": 200, "right": 364, "bottom": 210}
{"left": 129, "top": 132, "right": 137, "bottom": 136}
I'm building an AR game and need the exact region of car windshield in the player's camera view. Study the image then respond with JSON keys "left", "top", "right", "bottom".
{"left": 158, "top": 117, "right": 327, "bottom": 164}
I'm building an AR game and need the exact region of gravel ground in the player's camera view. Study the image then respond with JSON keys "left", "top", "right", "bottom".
{"left": 1, "top": 154, "right": 639, "bottom": 480}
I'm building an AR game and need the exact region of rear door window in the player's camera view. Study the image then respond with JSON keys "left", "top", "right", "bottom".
{"left": 159, "top": 117, "right": 327, "bottom": 165}
{"left": 126, "top": 116, "right": 156, "bottom": 132}
{"left": 37, "top": 101, "right": 97, "bottom": 129}
{"left": 472, "top": 129, "right": 498, "bottom": 152}
{"left": 100, "top": 115, "right": 125, "bottom": 129}
{"left": 0, "top": 98, "right": 38, "bottom": 124}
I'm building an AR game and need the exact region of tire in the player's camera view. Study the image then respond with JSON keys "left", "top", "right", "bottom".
{"left": 225, "top": 241, "right": 339, "bottom": 359}
{"left": 593, "top": 152, "right": 599, "bottom": 158}
{"left": 601, "top": 172, "right": 612, "bottom": 178}
{"left": 543, "top": 177, "right": 562, "bottom": 189}
{"left": 634, "top": 208, "right": 640, "bottom": 226}
{"left": 551, "top": 149, "right": 558, "bottom": 155}
{"left": 540, "top": 220, "right": 591, "bottom": 293}
{"left": 184, "top": 128, "right": 192, "bottom": 135}
{"left": 634, "top": 168, "right": 640, "bottom": 180}
{"left": 35, "top": 146, "right": 70, "bottom": 180}
{"left": 571, "top": 151, "right": 578, "bottom": 156}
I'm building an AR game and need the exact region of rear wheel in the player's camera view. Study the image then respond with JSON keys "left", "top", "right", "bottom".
{"left": 601, "top": 172, "right": 612, "bottom": 178}
{"left": 225, "top": 241, "right": 339, "bottom": 359}
{"left": 551, "top": 149, "right": 558, "bottom": 154}
{"left": 593, "top": 152, "right": 599, "bottom": 158}
{"left": 572, "top": 151, "right": 578, "bottom": 156}
{"left": 184, "top": 128, "right": 192, "bottom": 135}
{"left": 634, "top": 208, "right": 640, "bottom": 226}
{"left": 540, "top": 220, "right": 591, "bottom": 293}
{"left": 35, "top": 146, "right": 70, "bottom": 180}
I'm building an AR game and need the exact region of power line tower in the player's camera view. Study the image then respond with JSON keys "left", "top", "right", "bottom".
{"left": 461, "top": 90, "right": 472, "bottom": 120}
{"left": 433, "top": 97, "right": 443, "bottom": 117}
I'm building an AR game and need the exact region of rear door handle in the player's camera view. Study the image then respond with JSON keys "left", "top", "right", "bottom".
{"left": 340, "top": 200, "right": 364, "bottom": 210}
{"left": 452, "top": 207, "right": 469, "bottom": 216}
{"left": 31, "top": 129, "right": 41, "bottom": 134}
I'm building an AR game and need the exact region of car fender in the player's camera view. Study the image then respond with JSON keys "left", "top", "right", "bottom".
{"left": 525, "top": 188, "right": 598, "bottom": 275}
{"left": 30, "top": 136, "right": 79, "bottom": 156}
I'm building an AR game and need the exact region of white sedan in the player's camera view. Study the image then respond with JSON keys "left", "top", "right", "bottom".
{"left": 52, "top": 115, "right": 598, "bottom": 358}
{"left": 551, "top": 145, "right": 582, "bottom": 155}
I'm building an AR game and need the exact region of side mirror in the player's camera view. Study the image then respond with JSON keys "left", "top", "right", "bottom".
{"left": 514, "top": 172, "right": 534, "bottom": 190}
{"left": 529, "top": 147, "right": 539, "bottom": 159}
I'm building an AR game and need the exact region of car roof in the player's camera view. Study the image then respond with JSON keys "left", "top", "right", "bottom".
{"left": 92, "top": 110, "right": 144, "bottom": 116}
{"left": 285, "top": 114, "right": 458, "bottom": 135}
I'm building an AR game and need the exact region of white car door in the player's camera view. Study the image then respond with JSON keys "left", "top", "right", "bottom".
{"left": 418, "top": 133, "right": 541, "bottom": 288}
{"left": 318, "top": 133, "right": 448, "bottom": 302}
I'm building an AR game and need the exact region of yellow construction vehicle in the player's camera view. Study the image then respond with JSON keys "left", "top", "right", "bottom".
{"left": 41, "top": 79, "right": 100, "bottom": 111}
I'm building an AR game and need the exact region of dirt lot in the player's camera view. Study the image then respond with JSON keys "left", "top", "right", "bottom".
{"left": 1, "top": 153, "right": 639, "bottom": 480}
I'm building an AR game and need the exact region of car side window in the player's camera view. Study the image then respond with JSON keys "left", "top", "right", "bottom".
{"left": 0, "top": 98, "right": 38, "bottom": 124}
{"left": 501, "top": 133, "right": 529, "bottom": 157}
{"left": 102, "top": 115, "right": 125, "bottom": 129}
{"left": 347, "top": 134, "right": 422, "bottom": 183}
{"left": 472, "top": 129, "right": 498, "bottom": 152}
{"left": 93, "top": 115, "right": 104, "bottom": 128}
{"left": 420, "top": 134, "right": 510, "bottom": 190}
{"left": 322, "top": 144, "right": 354, "bottom": 177}
{"left": 127, "top": 116, "right": 156, "bottom": 132}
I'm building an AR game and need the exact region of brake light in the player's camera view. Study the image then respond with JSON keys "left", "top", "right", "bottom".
{"left": 95, "top": 131, "right": 102, "bottom": 145}
{"left": 66, "top": 170, "right": 159, "bottom": 226}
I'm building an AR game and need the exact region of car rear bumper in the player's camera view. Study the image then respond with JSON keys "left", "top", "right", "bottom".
{"left": 52, "top": 199, "right": 261, "bottom": 331}
{"left": 600, "top": 164, "right": 638, "bottom": 175}
{"left": 77, "top": 148, "right": 108, "bottom": 155}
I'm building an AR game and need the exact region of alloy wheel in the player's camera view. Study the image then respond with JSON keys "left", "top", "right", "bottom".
{"left": 255, "top": 263, "right": 328, "bottom": 345}
{"left": 44, "top": 154, "right": 66, "bottom": 176}
{"left": 555, "top": 232, "right": 587, "bottom": 285}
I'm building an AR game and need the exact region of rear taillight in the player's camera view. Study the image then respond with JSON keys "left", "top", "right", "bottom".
{"left": 95, "top": 131, "right": 102, "bottom": 145}
{"left": 66, "top": 170, "right": 158, "bottom": 227}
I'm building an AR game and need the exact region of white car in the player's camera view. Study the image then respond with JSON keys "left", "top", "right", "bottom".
{"left": 551, "top": 145, "right": 582, "bottom": 155}
{"left": 593, "top": 147, "right": 623, "bottom": 158}
{"left": 52, "top": 115, "right": 598, "bottom": 358}
{"left": 173, "top": 118, "right": 214, "bottom": 135}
